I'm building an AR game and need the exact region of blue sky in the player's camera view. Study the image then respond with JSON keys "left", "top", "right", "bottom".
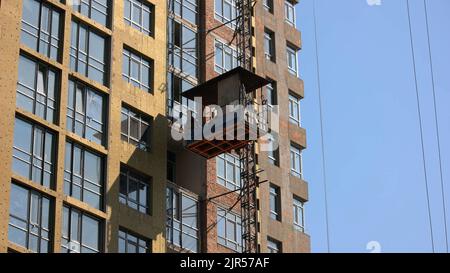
{"left": 296, "top": 0, "right": 450, "bottom": 252}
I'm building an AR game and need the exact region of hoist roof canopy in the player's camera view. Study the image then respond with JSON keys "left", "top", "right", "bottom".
{"left": 182, "top": 67, "right": 270, "bottom": 106}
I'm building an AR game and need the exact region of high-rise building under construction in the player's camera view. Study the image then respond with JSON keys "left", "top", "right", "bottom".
{"left": 0, "top": 0, "right": 308, "bottom": 253}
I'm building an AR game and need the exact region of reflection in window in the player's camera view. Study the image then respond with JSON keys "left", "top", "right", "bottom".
{"left": 215, "top": 0, "right": 238, "bottom": 29}
{"left": 72, "top": 0, "right": 110, "bottom": 27}
{"left": 121, "top": 105, "right": 152, "bottom": 151}
{"left": 267, "top": 237, "right": 282, "bottom": 253}
{"left": 61, "top": 205, "right": 102, "bottom": 253}
{"left": 214, "top": 39, "right": 238, "bottom": 74}
{"left": 64, "top": 141, "right": 104, "bottom": 210}
{"left": 16, "top": 55, "right": 58, "bottom": 123}
{"left": 12, "top": 117, "right": 55, "bottom": 188}
{"left": 124, "top": 0, "right": 154, "bottom": 36}
{"left": 171, "top": 0, "right": 198, "bottom": 25}
{"left": 293, "top": 195, "right": 305, "bottom": 232}
{"left": 118, "top": 228, "right": 151, "bottom": 253}
{"left": 21, "top": 0, "right": 62, "bottom": 60}
{"left": 290, "top": 143, "right": 302, "bottom": 179}
{"left": 119, "top": 166, "right": 151, "bottom": 214}
{"left": 8, "top": 183, "right": 51, "bottom": 253}
{"left": 216, "top": 153, "right": 242, "bottom": 191}
{"left": 122, "top": 48, "right": 152, "bottom": 92}
{"left": 70, "top": 21, "right": 108, "bottom": 86}
{"left": 168, "top": 19, "right": 198, "bottom": 79}
{"left": 217, "top": 208, "right": 242, "bottom": 252}
{"left": 67, "top": 79, "right": 106, "bottom": 146}
{"left": 166, "top": 186, "right": 199, "bottom": 252}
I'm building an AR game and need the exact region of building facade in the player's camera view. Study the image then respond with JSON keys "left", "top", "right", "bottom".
{"left": 0, "top": 0, "right": 308, "bottom": 253}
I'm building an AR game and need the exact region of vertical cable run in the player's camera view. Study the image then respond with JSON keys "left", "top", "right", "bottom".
{"left": 406, "top": 0, "right": 435, "bottom": 253}
{"left": 423, "top": 0, "right": 448, "bottom": 252}
{"left": 312, "top": 0, "right": 331, "bottom": 253}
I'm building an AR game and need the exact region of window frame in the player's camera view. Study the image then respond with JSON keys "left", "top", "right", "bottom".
{"left": 264, "top": 28, "right": 276, "bottom": 62}
{"left": 8, "top": 182, "right": 52, "bottom": 253}
{"left": 214, "top": 0, "right": 238, "bottom": 29}
{"left": 217, "top": 207, "right": 242, "bottom": 252}
{"left": 64, "top": 141, "right": 105, "bottom": 210}
{"left": 119, "top": 165, "right": 152, "bottom": 215}
{"left": 120, "top": 104, "right": 152, "bottom": 151}
{"left": 269, "top": 184, "right": 281, "bottom": 221}
{"left": 61, "top": 205, "right": 103, "bottom": 253}
{"left": 118, "top": 228, "right": 151, "bottom": 253}
{"left": 286, "top": 44, "right": 299, "bottom": 76}
{"left": 20, "top": 0, "right": 62, "bottom": 61}
{"left": 267, "top": 237, "right": 282, "bottom": 253}
{"left": 214, "top": 39, "right": 239, "bottom": 74}
{"left": 216, "top": 153, "right": 242, "bottom": 191}
{"left": 72, "top": 0, "right": 111, "bottom": 27}
{"left": 293, "top": 195, "right": 305, "bottom": 232}
{"left": 66, "top": 79, "right": 107, "bottom": 146}
{"left": 122, "top": 47, "right": 153, "bottom": 92}
{"left": 290, "top": 143, "right": 303, "bottom": 179}
{"left": 124, "top": 0, "right": 154, "bottom": 36}
{"left": 16, "top": 54, "right": 59, "bottom": 124}
{"left": 285, "top": 0, "right": 296, "bottom": 27}
{"left": 70, "top": 20, "right": 109, "bottom": 86}
{"left": 288, "top": 92, "right": 301, "bottom": 127}
{"left": 12, "top": 116, "right": 56, "bottom": 189}
{"left": 166, "top": 185, "right": 200, "bottom": 253}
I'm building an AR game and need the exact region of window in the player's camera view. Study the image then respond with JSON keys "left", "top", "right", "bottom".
{"left": 61, "top": 205, "right": 102, "bottom": 253}
{"left": 166, "top": 186, "right": 199, "bottom": 252}
{"left": 287, "top": 44, "right": 299, "bottom": 76}
{"left": 118, "top": 228, "right": 151, "bottom": 253}
{"left": 264, "top": 29, "right": 275, "bottom": 62}
{"left": 267, "top": 137, "right": 279, "bottom": 166}
{"left": 12, "top": 117, "right": 55, "bottom": 188}
{"left": 64, "top": 141, "right": 104, "bottom": 210}
{"left": 16, "top": 54, "right": 59, "bottom": 123}
{"left": 217, "top": 208, "right": 242, "bottom": 252}
{"left": 289, "top": 92, "right": 301, "bottom": 127}
{"left": 171, "top": 0, "right": 198, "bottom": 25}
{"left": 167, "top": 72, "right": 198, "bottom": 122}
{"left": 121, "top": 105, "right": 152, "bottom": 151}
{"left": 167, "top": 151, "right": 176, "bottom": 182}
{"left": 169, "top": 19, "right": 198, "bottom": 79}
{"left": 119, "top": 166, "right": 151, "bottom": 214}
{"left": 215, "top": 0, "right": 238, "bottom": 29}
{"left": 293, "top": 195, "right": 305, "bottom": 232}
{"left": 70, "top": 21, "right": 108, "bottom": 86}
{"left": 214, "top": 39, "right": 238, "bottom": 74}
{"left": 122, "top": 47, "right": 153, "bottom": 92}
{"left": 124, "top": 0, "right": 154, "bottom": 36}
{"left": 216, "top": 153, "right": 242, "bottom": 191}
{"left": 290, "top": 143, "right": 302, "bottom": 179}
{"left": 8, "top": 183, "right": 51, "bottom": 253}
{"left": 21, "top": 0, "right": 62, "bottom": 61}
{"left": 285, "top": 0, "right": 296, "bottom": 27}
{"left": 72, "top": 0, "right": 110, "bottom": 27}
{"left": 66, "top": 79, "right": 106, "bottom": 146}
{"left": 263, "top": 0, "right": 273, "bottom": 13}
{"left": 267, "top": 237, "right": 282, "bottom": 253}
{"left": 269, "top": 184, "right": 281, "bottom": 221}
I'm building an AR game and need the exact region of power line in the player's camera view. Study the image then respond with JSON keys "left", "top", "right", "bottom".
{"left": 312, "top": 0, "right": 331, "bottom": 253}
{"left": 423, "top": 0, "right": 449, "bottom": 252}
{"left": 405, "top": 0, "right": 435, "bottom": 253}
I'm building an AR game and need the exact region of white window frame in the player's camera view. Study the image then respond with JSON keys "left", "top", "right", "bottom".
{"left": 293, "top": 196, "right": 305, "bottom": 232}
{"left": 267, "top": 237, "right": 281, "bottom": 253}
{"left": 290, "top": 143, "right": 302, "bottom": 179}
{"left": 289, "top": 93, "right": 301, "bottom": 127}
{"left": 217, "top": 207, "right": 243, "bottom": 252}
{"left": 216, "top": 153, "right": 242, "bottom": 191}
{"left": 287, "top": 44, "right": 299, "bottom": 76}
{"left": 214, "top": 0, "right": 238, "bottom": 29}
{"left": 214, "top": 39, "right": 239, "bottom": 74}
{"left": 269, "top": 185, "right": 281, "bottom": 221}
{"left": 285, "top": 0, "right": 296, "bottom": 27}
{"left": 124, "top": 0, "right": 153, "bottom": 36}
{"left": 264, "top": 30, "right": 275, "bottom": 62}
